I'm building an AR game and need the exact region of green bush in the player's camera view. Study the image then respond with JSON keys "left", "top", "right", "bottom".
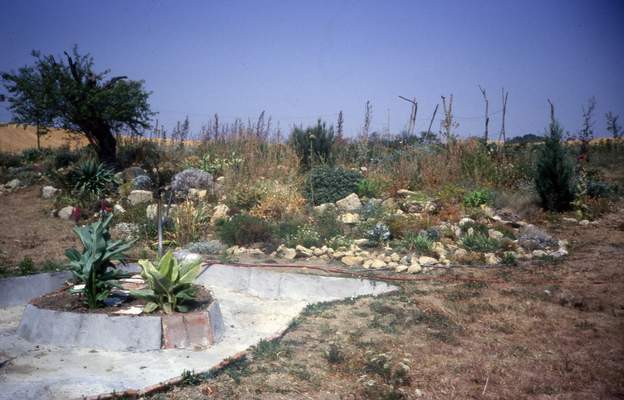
{"left": 305, "top": 165, "right": 362, "bottom": 205}
{"left": 68, "top": 158, "right": 118, "bottom": 201}
{"left": 289, "top": 119, "right": 335, "bottom": 170}
{"left": 400, "top": 232, "right": 433, "bottom": 254}
{"left": 356, "top": 178, "right": 384, "bottom": 198}
{"left": 285, "top": 224, "right": 321, "bottom": 248}
{"left": 131, "top": 250, "right": 202, "bottom": 314}
{"left": 463, "top": 189, "right": 492, "bottom": 208}
{"left": 65, "top": 215, "right": 134, "bottom": 308}
{"left": 18, "top": 257, "right": 35, "bottom": 275}
{"left": 535, "top": 121, "right": 575, "bottom": 211}
{"left": 0, "top": 152, "right": 22, "bottom": 168}
{"left": 52, "top": 146, "right": 82, "bottom": 169}
{"left": 216, "top": 214, "right": 272, "bottom": 246}
{"left": 314, "top": 208, "right": 343, "bottom": 240}
{"left": 461, "top": 233, "right": 500, "bottom": 252}
{"left": 21, "top": 148, "right": 48, "bottom": 163}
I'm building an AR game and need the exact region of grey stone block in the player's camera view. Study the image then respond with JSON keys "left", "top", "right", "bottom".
{"left": 0, "top": 272, "right": 72, "bottom": 306}
{"left": 17, "top": 304, "right": 163, "bottom": 351}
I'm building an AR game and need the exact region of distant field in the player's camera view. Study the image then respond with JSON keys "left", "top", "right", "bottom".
{"left": 0, "top": 124, "right": 87, "bottom": 153}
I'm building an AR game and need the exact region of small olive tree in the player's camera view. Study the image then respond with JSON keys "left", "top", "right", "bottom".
{"left": 1, "top": 47, "right": 153, "bottom": 166}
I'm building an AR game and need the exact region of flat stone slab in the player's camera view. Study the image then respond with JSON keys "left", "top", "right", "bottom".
{"left": 0, "top": 272, "right": 72, "bottom": 306}
{"left": 0, "top": 264, "right": 397, "bottom": 400}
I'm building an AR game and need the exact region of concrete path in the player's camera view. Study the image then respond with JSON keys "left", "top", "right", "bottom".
{"left": 0, "top": 264, "right": 397, "bottom": 400}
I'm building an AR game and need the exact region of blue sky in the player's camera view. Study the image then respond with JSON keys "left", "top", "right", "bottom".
{"left": 1, "top": 0, "right": 623, "bottom": 138}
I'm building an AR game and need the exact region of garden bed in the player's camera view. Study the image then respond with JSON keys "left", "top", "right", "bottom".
{"left": 30, "top": 283, "right": 212, "bottom": 316}
{"left": 17, "top": 284, "right": 224, "bottom": 351}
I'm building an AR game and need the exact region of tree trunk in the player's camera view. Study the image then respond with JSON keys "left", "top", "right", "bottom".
{"left": 88, "top": 124, "right": 118, "bottom": 168}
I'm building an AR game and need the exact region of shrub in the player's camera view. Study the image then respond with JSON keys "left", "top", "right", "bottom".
{"left": 285, "top": 224, "right": 321, "bottom": 248}
{"left": 131, "top": 250, "right": 202, "bottom": 314}
{"left": 366, "top": 223, "right": 391, "bottom": 245}
{"left": 117, "top": 141, "right": 163, "bottom": 170}
{"left": 289, "top": 119, "right": 335, "bottom": 170}
{"left": 357, "top": 178, "right": 384, "bottom": 198}
{"left": 21, "top": 148, "right": 47, "bottom": 163}
{"left": 326, "top": 235, "right": 353, "bottom": 250}
{"left": 324, "top": 343, "right": 345, "bottom": 364}
{"left": 501, "top": 252, "right": 517, "bottom": 266}
{"left": 305, "top": 165, "right": 362, "bottom": 205}
{"left": 52, "top": 146, "right": 81, "bottom": 168}
{"left": 171, "top": 168, "right": 214, "bottom": 197}
{"left": 250, "top": 181, "right": 306, "bottom": 221}
{"left": 0, "top": 152, "right": 22, "bottom": 168}
{"left": 400, "top": 232, "right": 433, "bottom": 254}
{"left": 225, "top": 184, "right": 264, "bottom": 211}
{"left": 587, "top": 180, "right": 615, "bottom": 198}
{"left": 461, "top": 233, "right": 500, "bottom": 252}
{"left": 463, "top": 189, "right": 492, "bottom": 208}
{"left": 18, "top": 257, "right": 35, "bottom": 275}
{"left": 535, "top": 121, "right": 575, "bottom": 211}
{"left": 65, "top": 215, "right": 134, "bottom": 308}
{"left": 171, "top": 200, "right": 210, "bottom": 246}
{"left": 216, "top": 214, "right": 272, "bottom": 246}
{"left": 314, "top": 208, "right": 343, "bottom": 240}
{"left": 68, "top": 158, "right": 118, "bottom": 201}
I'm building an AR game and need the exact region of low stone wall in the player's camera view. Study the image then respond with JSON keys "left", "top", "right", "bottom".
{"left": 17, "top": 301, "right": 224, "bottom": 351}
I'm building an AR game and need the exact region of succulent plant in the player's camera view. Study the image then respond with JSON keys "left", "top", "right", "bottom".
{"left": 131, "top": 250, "right": 203, "bottom": 314}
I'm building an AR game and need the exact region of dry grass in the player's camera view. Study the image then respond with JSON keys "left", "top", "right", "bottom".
{"left": 0, "top": 124, "right": 87, "bottom": 152}
{"left": 149, "top": 209, "right": 624, "bottom": 400}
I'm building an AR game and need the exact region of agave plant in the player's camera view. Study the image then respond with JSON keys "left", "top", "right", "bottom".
{"left": 69, "top": 158, "right": 118, "bottom": 201}
{"left": 65, "top": 214, "right": 135, "bottom": 308}
{"left": 131, "top": 250, "right": 202, "bottom": 314}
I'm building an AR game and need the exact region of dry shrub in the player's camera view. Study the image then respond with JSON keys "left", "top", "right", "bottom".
{"left": 250, "top": 180, "right": 306, "bottom": 222}
{"left": 170, "top": 200, "right": 210, "bottom": 246}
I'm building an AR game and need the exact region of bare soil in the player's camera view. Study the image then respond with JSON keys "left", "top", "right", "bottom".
{"left": 0, "top": 185, "right": 78, "bottom": 272}
{"left": 30, "top": 284, "right": 212, "bottom": 316}
{"left": 151, "top": 211, "right": 624, "bottom": 399}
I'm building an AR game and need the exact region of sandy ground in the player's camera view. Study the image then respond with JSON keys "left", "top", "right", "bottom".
{"left": 0, "top": 185, "right": 78, "bottom": 271}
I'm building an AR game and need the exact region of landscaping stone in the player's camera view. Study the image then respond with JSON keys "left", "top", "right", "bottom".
{"left": 5, "top": 178, "right": 21, "bottom": 190}
{"left": 335, "top": 193, "right": 362, "bottom": 211}
{"left": 58, "top": 205, "right": 75, "bottom": 220}
{"left": 579, "top": 219, "right": 590, "bottom": 226}
{"left": 396, "top": 189, "right": 417, "bottom": 196}
{"left": 341, "top": 255, "right": 363, "bottom": 266}
{"left": 407, "top": 263, "right": 422, "bottom": 273}
{"left": 128, "top": 190, "right": 153, "bottom": 206}
{"left": 381, "top": 197, "right": 397, "bottom": 210}
{"left": 188, "top": 188, "right": 208, "bottom": 201}
{"left": 484, "top": 253, "right": 500, "bottom": 265}
{"left": 277, "top": 245, "right": 297, "bottom": 260}
{"left": 314, "top": 203, "right": 336, "bottom": 214}
{"left": 173, "top": 250, "right": 203, "bottom": 264}
{"left": 295, "top": 245, "right": 313, "bottom": 258}
{"left": 395, "top": 265, "right": 409, "bottom": 273}
{"left": 122, "top": 166, "right": 148, "bottom": 181}
{"left": 114, "top": 204, "right": 126, "bottom": 214}
{"left": 211, "top": 204, "right": 229, "bottom": 224}
{"left": 171, "top": 168, "right": 214, "bottom": 197}
{"left": 41, "top": 186, "right": 59, "bottom": 199}
{"left": 131, "top": 175, "right": 153, "bottom": 190}
{"left": 185, "top": 240, "right": 227, "bottom": 255}
{"left": 488, "top": 229, "right": 504, "bottom": 240}
{"left": 459, "top": 217, "right": 475, "bottom": 227}
{"left": 369, "top": 259, "right": 387, "bottom": 269}
{"left": 518, "top": 224, "right": 557, "bottom": 250}
{"left": 418, "top": 256, "right": 438, "bottom": 266}
{"left": 339, "top": 212, "right": 360, "bottom": 224}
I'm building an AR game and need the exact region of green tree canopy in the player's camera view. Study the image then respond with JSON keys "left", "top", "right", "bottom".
{"left": 1, "top": 47, "right": 153, "bottom": 165}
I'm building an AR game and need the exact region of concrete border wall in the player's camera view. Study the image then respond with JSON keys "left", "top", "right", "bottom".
{"left": 0, "top": 271, "right": 72, "bottom": 306}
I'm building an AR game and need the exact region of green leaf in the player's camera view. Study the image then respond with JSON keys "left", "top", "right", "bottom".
{"left": 143, "top": 302, "right": 159, "bottom": 313}
{"left": 162, "top": 303, "right": 173, "bottom": 314}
